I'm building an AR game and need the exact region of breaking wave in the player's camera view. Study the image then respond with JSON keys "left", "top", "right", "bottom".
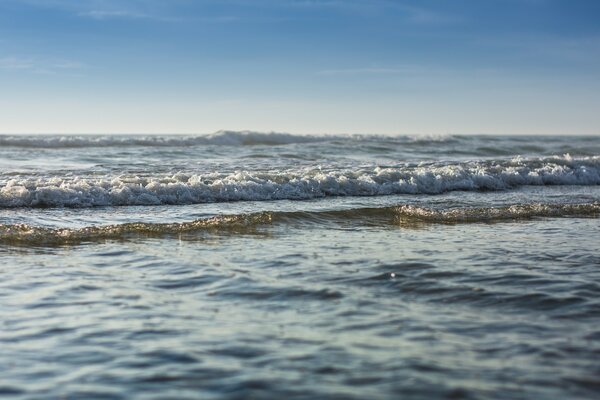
{"left": 0, "top": 131, "right": 463, "bottom": 148}
{"left": 0, "top": 131, "right": 336, "bottom": 148}
{"left": 1, "top": 202, "right": 598, "bottom": 246}
{"left": 1, "top": 156, "right": 598, "bottom": 208}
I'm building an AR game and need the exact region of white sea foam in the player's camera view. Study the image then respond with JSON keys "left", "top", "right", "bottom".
{"left": 1, "top": 156, "right": 598, "bottom": 208}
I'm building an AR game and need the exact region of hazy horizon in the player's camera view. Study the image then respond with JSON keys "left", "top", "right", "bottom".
{"left": 1, "top": 130, "right": 600, "bottom": 137}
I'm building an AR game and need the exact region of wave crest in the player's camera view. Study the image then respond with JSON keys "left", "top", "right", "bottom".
{"left": 1, "top": 156, "right": 598, "bottom": 208}
{"left": 0, "top": 131, "right": 333, "bottom": 148}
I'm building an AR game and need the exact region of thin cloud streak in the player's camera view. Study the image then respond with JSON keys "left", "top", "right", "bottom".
{"left": 78, "top": 8, "right": 237, "bottom": 23}
{"left": 7, "top": 0, "right": 460, "bottom": 26}
{"left": 0, "top": 56, "right": 35, "bottom": 70}
{"left": 8, "top": 0, "right": 181, "bottom": 22}
{"left": 79, "top": 10, "right": 152, "bottom": 20}
{"left": 278, "top": 0, "right": 461, "bottom": 25}
{"left": 317, "top": 67, "right": 412, "bottom": 76}
{"left": 0, "top": 56, "right": 85, "bottom": 74}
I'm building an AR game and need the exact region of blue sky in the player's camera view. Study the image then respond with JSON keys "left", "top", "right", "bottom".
{"left": 0, "top": 0, "right": 599, "bottom": 134}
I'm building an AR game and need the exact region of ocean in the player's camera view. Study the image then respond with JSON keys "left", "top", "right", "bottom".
{"left": 1, "top": 132, "right": 599, "bottom": 399}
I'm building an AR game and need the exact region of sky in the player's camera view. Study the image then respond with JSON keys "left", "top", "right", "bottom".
{"left": 0, "top": 0, "right": 599, "bottom": 135}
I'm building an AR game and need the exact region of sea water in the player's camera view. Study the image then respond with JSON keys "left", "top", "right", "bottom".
{"left": 0, "top": 132, "right": 599, "bottom": 399}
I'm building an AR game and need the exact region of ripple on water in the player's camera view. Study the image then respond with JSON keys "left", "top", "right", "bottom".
{"left": 1, "top": 208, "right": 600, "bottom": 399}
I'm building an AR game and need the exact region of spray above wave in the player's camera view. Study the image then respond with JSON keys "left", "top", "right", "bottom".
{"left": 0, "top": 155, "right": 598, "bottom": 208}
{"left": 0, "top": 131, "right": 338, "bottom": 148}
{"left": 1, "top": 202, "right": 598, "bottom": 246}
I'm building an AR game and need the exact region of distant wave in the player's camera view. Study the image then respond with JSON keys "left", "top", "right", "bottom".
{"left": 0, "top": 131, "right": 338, "bottom": 148}
{"left": 1, "top": 202, "right": 598, "bottom": 246}
{"left": 1, "top": 155, "right": 598, "bottom": 208}
{"left": 0, "top": 131, "right": 462, "bottom": 148}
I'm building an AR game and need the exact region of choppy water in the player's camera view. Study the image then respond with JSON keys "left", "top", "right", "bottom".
{"left": 1, "top": 132, "right": 599, "bottom": 399}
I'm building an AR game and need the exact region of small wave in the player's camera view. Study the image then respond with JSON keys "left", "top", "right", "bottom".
{"left": 272, "top": 203, "right": 600, "bottom": 226}
{"left": 0, "top": 131, "right": 335, "bottom": 148}
{"left": 0, "top": 213, "right": 272, "bottom": 245}
{"left": 1, "top": 202, "right": 598, "bottom": 246}
{"left": 393, "top": 203, "right": 600, "bottom": 224}
{"left": 203, "top": 130, "right": 334, "bottom": 145}
{"left": 1, "top": 155, "right": 598, "bottom": 208}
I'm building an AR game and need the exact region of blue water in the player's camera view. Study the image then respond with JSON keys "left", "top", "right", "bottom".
{"left": 1, "top": 132, "right": 599, "bottom": 399}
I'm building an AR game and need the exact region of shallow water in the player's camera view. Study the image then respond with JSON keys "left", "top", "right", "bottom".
{"left": 1, "top": 132, "right": 599, "bottom": 399}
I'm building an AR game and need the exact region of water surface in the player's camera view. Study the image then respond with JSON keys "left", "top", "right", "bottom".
{"left": 1, "top": 132, "right": 599, "bottom": 399}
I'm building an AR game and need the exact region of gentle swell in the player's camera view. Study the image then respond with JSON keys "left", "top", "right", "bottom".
{"left": 1, "top": 156, "right": 598, "bottom": 208}
{"left": 1, "top": 203, "right": 598, "bottom": 246}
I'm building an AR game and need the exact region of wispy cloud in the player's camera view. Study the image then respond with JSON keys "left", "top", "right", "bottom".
{"left": 79, "top": 10, "right": 241, "bottom": 24}
{"left": 280, "top": 0, "right": 461, "bottom": 25}
{"left": 8, "top": 0, "right": 459, "bottom": 26}
{"left": 0, "top": 56, "right": 35, "bottom": 70}
{"left": 315, "top": 64, "right": 464, "bottom": 77}
{"left": 9, "top": 0, "right": 180, "bottom": 22}
{"left": 317, "top": 67, "right": 412, "bottom": 76}
{"left": 474, "top": 34, "right": 600, "bottom": 65}
{"left": 315, "top": 64, "right": 509, "bottom": 84}
{"left": 13, "top": 1, "right": 235, "bottom": 23}
{"left": 78, "top": 9, "right": 152, "bottom": 20}
{"left": 399, "top": 5, "right": 461, "bottom": 25}
{"left": 0, "top": 56, "right": 85, "bottom": 74}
